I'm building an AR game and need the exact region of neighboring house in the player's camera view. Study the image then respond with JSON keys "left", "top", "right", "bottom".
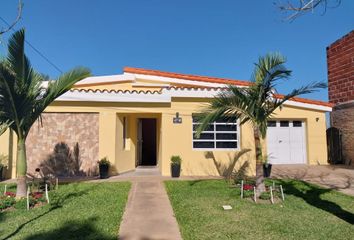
{"left": 0, "top": 67, "right": 332, "bottom": 178}
{"left": 327, "top": 30, "right": 354, "bottom": 165}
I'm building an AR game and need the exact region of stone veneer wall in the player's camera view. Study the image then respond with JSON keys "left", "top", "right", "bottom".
{"left": 26, "top": 113, "right": 99, "bottom": 176}
{"left": 331, "top": 103, "right": 354, "bottom": 165}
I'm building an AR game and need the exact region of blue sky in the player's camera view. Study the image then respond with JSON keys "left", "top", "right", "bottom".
{"left": 0, "top": 0, "right": 353, "bottom": 101}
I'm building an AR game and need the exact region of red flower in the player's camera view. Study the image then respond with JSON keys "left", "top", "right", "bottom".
{"left": 31, "top": 192, "right": 43, "bottom": 199}
{"left": 243, "top": 184, "right": 254, "bottom": 191}
{"left": 5, "top": 192, "right": 16, "bottom": 197}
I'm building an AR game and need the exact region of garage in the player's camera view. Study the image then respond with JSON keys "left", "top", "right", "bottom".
{"left": 266, "top": 120, "right": 307, "bottom": 164}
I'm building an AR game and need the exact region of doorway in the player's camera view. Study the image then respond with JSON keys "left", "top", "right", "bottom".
{"left": 137, "top": 118, "right": 157, "bottom": 166}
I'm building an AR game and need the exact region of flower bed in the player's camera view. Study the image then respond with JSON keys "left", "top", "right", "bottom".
{"left": 0, "top": 191, "right": 47, "bottom": 211}
{"left": 237, "top": 179, "right": 285, "bottom": 203}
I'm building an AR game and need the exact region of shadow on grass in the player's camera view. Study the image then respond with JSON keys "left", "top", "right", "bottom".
{"left": 2, "top": 186, "right": 92, "bottom": 240}
{"left": 24, "top": 217, "right": 115, "bottom": 240}
{"left": 279, "top": 180, "right": 354, "bottom": 224}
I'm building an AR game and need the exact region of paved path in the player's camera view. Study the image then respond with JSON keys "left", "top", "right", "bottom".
{"left": 272, "top": 164, "right": 354, "bottom": 196}
{"left": 118, "top": 178, "right": 182, "bottom": 240}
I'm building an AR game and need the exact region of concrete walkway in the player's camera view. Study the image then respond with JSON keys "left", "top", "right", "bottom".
{"left": 272, "top": 164, "right": 354, "bottom": 196}
{"left": 118, "top": 178, "right": 182, "bottom": 240}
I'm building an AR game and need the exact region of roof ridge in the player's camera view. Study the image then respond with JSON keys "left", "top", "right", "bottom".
{"left": 123, "top": 66, "right": 251, "bottom": 86}
{"left": 274, "top": 94, "right": 334, "bottom": 107}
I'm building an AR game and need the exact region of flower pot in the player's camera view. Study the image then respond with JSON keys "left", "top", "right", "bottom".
{"left": 263, "top": 163, "right": 272, "bottom": 178}
{"left": 99, "top": 164, "right": 109, "bottom": 179}
{"left": 171, "top": 164, "right": 181, "bottom": 178}
{"left": 0, "top": 166, "right": 3, "bottom": 181}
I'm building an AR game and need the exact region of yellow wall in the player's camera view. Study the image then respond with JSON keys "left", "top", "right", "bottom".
{"left": 0, "top": 130, "right": 17, "bottom": 179}
{"left": 0, "top": 98, "right": 329, "bottom": 178}
{"left": 269, "top": 106, "right": 328, "bottom": 165}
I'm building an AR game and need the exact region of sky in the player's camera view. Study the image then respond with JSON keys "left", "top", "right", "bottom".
{"left": 0, "top": 0, "right": 353, "bottom": 101}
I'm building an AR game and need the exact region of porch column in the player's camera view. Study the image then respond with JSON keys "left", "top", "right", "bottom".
{"left": 99, "top": 112, "right": 118, "bottom": 175}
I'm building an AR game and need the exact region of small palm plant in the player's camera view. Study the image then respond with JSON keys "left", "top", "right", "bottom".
{"left": 0, "top": 29, "right": 91, "bottom": 197}
{"left": 196, "top": 53, "right": 326, "bottom": 195}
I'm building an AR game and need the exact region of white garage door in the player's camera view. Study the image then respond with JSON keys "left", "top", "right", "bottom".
{"left": 266, "top": 120, "right": 307, "bottom": 164}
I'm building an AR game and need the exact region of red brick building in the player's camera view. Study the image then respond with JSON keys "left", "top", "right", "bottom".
{"left": 327, "top": 30, "right": 354, "bottom": 165}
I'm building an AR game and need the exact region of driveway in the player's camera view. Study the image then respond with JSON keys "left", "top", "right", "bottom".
{"left": 272, "top": 164, "right": 354, "bottom": 196}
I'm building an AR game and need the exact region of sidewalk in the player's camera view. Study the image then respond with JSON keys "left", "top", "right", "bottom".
{"left": 118, "top": 179, "right": 182, "bottom": 240}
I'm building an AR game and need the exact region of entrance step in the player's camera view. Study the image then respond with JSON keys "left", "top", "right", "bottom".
{"left": 120, "top": 166, "right": 161, "bottom": 176}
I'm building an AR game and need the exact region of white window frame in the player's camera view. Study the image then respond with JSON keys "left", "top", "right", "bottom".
{"left": 192, "top": 117, "right": 240, "bottom": 151}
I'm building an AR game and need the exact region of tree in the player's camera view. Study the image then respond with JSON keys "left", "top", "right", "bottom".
{"left": 276, "top": 0, "right": 341, "bottom": 21}
{"left": 0, "top": 29, "right": 90, "bottom": 197}
{"left": 0, "top": 0, "right": 23, "bottom": 35}
{"left": 196, "top": 53, "right": 326, "bottom": 195}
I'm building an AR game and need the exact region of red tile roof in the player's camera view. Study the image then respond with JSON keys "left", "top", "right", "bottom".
{"left": 274, "top": 94, "right": 334, "bottom": 108}
{"left": 123, "top": 67, "right": 252, "bottom": 86}
{"left": 124, "top": 67, "right": 332, "bottom": 108}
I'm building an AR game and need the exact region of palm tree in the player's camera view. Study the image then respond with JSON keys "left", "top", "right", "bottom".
{"left": 196, "top": 53, "right": 326, "bottom": 195}
{"left": 0, "top": 29, "right": 90, "bottom": 197}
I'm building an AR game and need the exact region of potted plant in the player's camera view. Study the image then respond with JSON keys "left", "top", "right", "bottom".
{"left": 0, "top": 154, "right": 8, "bottom": 181}
{"left": 262, "top": 155, "right": 272, "bottom": 178}
{"left": 171, "top": 155, "right": 182, "bottom": 178}
{"left": 98, "top": 157, "right": 110, "bottom": 179}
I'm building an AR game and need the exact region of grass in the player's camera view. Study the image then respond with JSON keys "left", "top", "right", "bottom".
{"left": 165, "top": 179, "right": 354, "bottom": 240}
{"left": 0, "top": 182, "right": 131, "bottom": 240}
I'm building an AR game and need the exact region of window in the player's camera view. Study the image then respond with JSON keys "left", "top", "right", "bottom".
{"left": 267, "top": 121, "right": 276, "bottom": 127}
{"left": 123, "top": 117, "right": 128, "bottom": 150}
{"left": 280, "top": 121, "right": 289, "bottom": 127}
{"left": 192, "top": 116, "right": 239, "bottom": 149}
{"left": 293, "top": 121, "right": 302, "bottom": 127}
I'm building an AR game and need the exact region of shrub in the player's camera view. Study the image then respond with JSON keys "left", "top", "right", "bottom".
{"left": 259, "top": 191, "right": 271, "bottom": 200}
{"left": 14, "top": 198, "right": 27, "bottom": 210}
{"left": 171, "top": 156, "right": 182, "bottom": 165}
{"left": 98, "top": 157, "right": 110, "bottom": 166}
{"left": 0, "top": 195, "right": 16, "bottom": 210}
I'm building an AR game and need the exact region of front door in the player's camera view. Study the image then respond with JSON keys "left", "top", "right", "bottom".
{"left": 137, "top": 118, "right": 157, "bottom": 166}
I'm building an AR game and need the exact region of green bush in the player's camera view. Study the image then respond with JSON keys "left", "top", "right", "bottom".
{"left": 0, "top": 195, "right": 16, "bottom": 210}
{"left": 243, "top": 190, "right": 254, "bottom": 198}
{"left": 171, "top": 155, "right": 182, "bottom": 165}
{"left": 98, "top": 157, "right": 111, "bottom": 166}
{"left": 14, "top": 198, "right": 27, "bottom": 210}
{"left": 259, "top": 191, "right": 271, "bottom": 200}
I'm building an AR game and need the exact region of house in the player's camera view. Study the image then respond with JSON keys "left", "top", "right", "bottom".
{"left": 0, "top": 67, "right": 332, "bottom": 179}
{"left": 327, "top": 30, "right": 354, "bottom": 165}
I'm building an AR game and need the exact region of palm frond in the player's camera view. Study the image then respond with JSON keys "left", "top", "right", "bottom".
{"left": 7, "top": 28, "right": 26, "bottom": 82}
{"left": 273, "top": 81, "right": 327, "bottom": 110}
{"left": 25, "top": 67, "right": 90, "bottom": 135}
{"left": 195, "top": 86, "right": 253, "bottom": 137}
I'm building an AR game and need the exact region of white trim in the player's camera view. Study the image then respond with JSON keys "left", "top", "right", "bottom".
{"left": 132, "top": 83, "right": 171, "bottom": 87}
{"left": 132, "top": 73, "right": 229, "bottom": 88}
{"left": 284, "top": 100, "right": 332, "bottom": 112}
{"left": 55, "top": 87, "right": 331, "bottom": 112}
{"left": 74, "top": 73, "right": 136, "bottom": 86}
{"left": 56, "top": 90, "right": 170, "bottom": 103}
{"left": 162, "top": 88, "right": 222, "bottom": 98}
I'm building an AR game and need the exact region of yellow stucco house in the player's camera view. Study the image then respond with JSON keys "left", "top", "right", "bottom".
{"left": 0, "top": 67, "right": 333, "bottom": 179}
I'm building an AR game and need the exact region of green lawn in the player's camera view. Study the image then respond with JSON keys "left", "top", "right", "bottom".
{"left": 165, "top": 179, "right": 354, "bottom": 240}
{"left": 0, "top": 182, "right": 130, "bottom": 240}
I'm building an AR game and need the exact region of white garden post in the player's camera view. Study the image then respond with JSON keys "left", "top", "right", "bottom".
{"left": 45, "top": 184, "right": 50, "bottom": 204}
{"left": 56, "top": 178, "right": 58, "bottom": 190}
{"left": 3, "top": 184, "right": 6, "bottom": 195}
{"left": 270, "top": 186, "right": 274, "bottom": 204}
{"left": 240, "top": 180, "right": 244, "bottom": 199}
{"left": 253, "top": 186, "right": 257, "bottom": 203}
{"left": 280, "top": 185, "right": 285, "bottom": 201}
{"left": 26, "top": 186, "right": 30, "bottom": 210}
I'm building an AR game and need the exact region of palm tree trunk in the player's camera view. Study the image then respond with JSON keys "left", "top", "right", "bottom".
{"left": 16, "top": 137, "right": 27, "bottom": 198}
{"left": 254, "top": 127, "right": 265, "bottom": 195}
